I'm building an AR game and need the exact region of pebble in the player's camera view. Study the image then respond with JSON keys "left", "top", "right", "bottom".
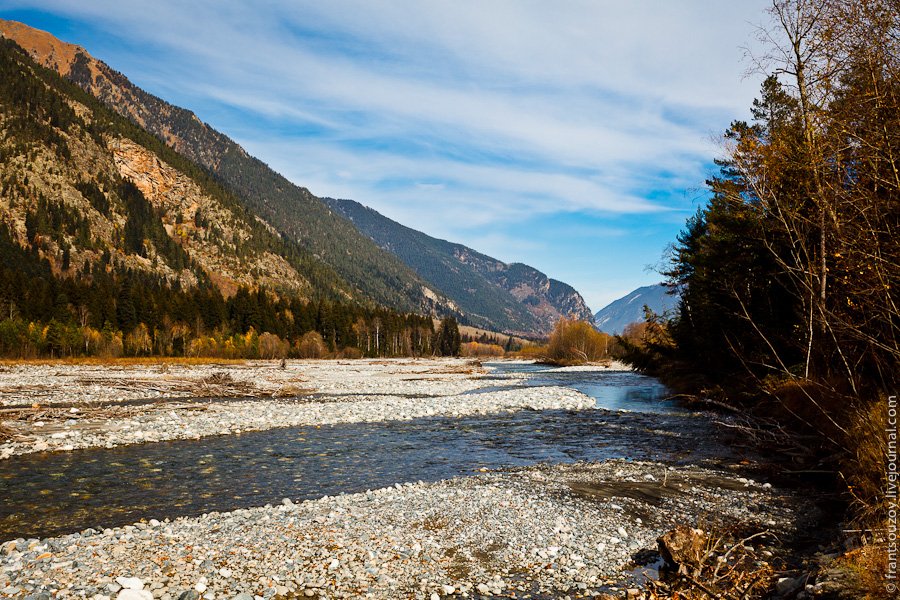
{"left": 1, "top": 361, "right": 591, "bottom": 458}
{"left": 115, "top": 577, "right": 144, "bottom": 590}
{"left": 117, "top": 591, "right": 153, "bottom": 600}
{"left": 0, "top": 458, "right": 792, "bottom": 599}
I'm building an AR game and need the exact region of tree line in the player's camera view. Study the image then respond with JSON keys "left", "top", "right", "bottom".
{"left": 0, "top": 220, "right": 469, "bottom": 359}
{"left": 625, "top": 0, "right": 898, "bottom": 574}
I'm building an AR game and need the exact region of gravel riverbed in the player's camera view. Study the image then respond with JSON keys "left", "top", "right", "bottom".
{"left": 1, "top": 359, "right": 614, "bottom": 458}
{"left": 1, "top": 385, "right": 594, "bottom": 458}
{"left": 0, "top": 359, "right": 500, "bottom": 408}
{"left": 0, "top": 460, "right": 800, "bottom": 600}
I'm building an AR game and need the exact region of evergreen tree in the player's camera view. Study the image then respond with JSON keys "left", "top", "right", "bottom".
{"left": 434, "top": 316, "right": 461, "bottom": 356}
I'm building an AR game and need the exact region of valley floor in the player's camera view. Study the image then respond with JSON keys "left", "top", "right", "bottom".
{"left": 0, "top": 359, "right": 811, "bottom": 599}
{"left": 0, "top": 359, "right": 604, "bottom": 458}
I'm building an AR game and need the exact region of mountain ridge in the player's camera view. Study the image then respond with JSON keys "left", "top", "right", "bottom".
{"left": 0, "top": 19, "right": 449, "bottom": 315}
{"left": 324, "top": 197, "right": 594, "bottom": 335}
{"left": 0, "top": 34, "right": 352, "bottom": 301}
{"left": 0, "top": 19, "right": 595, "bottom": 335}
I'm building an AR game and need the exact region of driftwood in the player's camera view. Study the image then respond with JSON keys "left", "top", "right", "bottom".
{"left": 651, "top": 525, "right": 779, "bottom": 600}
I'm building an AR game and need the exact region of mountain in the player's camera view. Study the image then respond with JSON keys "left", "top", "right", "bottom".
{"left": 593, "top": 284, "right": 679, "bottom": 334}
{"left": 0, "top": 19, "right": 451, "bottom": 315}
{"left": 0, "top": 35, "right": 350, "bottom": 301}
{"left": 0, "top": 36, "right": 441, "bottom": 359}
{"left": 324, "top": 198, "right": 594, "bottom": 335}
{"left": 0, "top": 20, "right": 595, "bottom": 335}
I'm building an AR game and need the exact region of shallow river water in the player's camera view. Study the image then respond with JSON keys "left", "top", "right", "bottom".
{"left": 0, "top": 363, "right": 725, "bottom": 541}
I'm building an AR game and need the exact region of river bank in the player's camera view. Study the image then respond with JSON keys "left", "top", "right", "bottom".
{"left": 0, "top": 459, "right": 804, "bottom": 600}
{"left": 0, "top": 358, "right": 818, "bottom": 599}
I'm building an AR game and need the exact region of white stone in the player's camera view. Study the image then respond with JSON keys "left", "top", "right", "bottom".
{"left": 116, "top": 590, "right": 153, "bottom": 600}
{"left": 115, "top": 577, "right": 144, "bottom": 591}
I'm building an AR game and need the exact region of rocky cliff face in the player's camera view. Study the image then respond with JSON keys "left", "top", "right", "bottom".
{"left": 0, "top": 19, "right": 448, "bottom": 315}
{"left": 107, "top": 137, "right": 308, "bottom": 297}
{"left": 0, "top": 37, "right": 329, "bottom": 300}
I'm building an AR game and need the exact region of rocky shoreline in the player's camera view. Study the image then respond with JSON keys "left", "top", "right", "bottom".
{"left": 0, "top": 359, "right": 497, "bottom": 408}
{"left": 0, "top": 358, "right": 811, "bottom": 600}
{"left": 0, "top": 385, "right": 594, "bottom": 458}
{"left": 0, "top": 460, "right": 801, "bottom": 600}
{"left": 0, "top": 359, "right": 640, "bottom": 459}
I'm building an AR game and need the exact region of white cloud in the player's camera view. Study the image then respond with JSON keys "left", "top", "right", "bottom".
{"left": 1, "top": 0, "right": 773, "bottom": 308}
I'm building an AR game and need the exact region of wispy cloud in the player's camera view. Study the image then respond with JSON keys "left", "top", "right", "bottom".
{"left": 0, "top": 0, "right": 770, "bottom": 308}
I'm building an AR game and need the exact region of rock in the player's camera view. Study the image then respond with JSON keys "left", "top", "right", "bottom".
{"left": 776, "top": 576, "right": 804, "bottom": 597}
{"left": 178, "top": 590, "right": 200, "bottom": 600}
{"left": 430, "top": 594, "right": 440, "bottom": 600}
{"left": 658, "top": 526, "right": 708, "bottom": 576}
{"left": 441, "top": 584, "right": 455, "bottom": 594}
{"left": 476, "top": 583, "right": 490, "bottom": 594}
{"left": 117, "top": 591, "right": 154, "bottom": 600}
{"left": 116, "top": 577, "right": 145, "bottom": 591}
{"left": 218, "top": 568, "right": 232, "bottom": 578}
{"left": 231, "top": 594, "right": 253, "bottom": 600}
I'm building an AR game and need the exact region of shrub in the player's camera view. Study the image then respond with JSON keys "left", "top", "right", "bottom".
{"left": 258, "top": 332, "right": 288, "bottom": 359}
{"left": 337, "top": 346, "right": 363, "bottom": 359}
{"left": 460, "top": 341, "right": 505, "bottom": 358}
{"left": 515, "top": 344, "right": 549, "bottom": 360}
{"left": 296, "top": 331, "right": 326, "bottom": 359}
{"left": 546, "top": 318, "right": 610, "bottom": 364}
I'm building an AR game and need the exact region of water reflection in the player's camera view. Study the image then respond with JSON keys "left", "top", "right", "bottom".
{"left": 486, "top": 362, "right": 678, "bottom": 414}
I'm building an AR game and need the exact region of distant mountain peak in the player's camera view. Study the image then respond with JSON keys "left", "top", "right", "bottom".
{"left": 594, "top": 283, "right": 679, "bottom": 334}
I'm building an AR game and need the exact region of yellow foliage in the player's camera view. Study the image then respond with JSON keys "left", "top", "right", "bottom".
{"left": 459, "top": 341, "right": 505, "bottom": 358}
{"left": 546, "top": 318, "right": 610, "bottom": 364}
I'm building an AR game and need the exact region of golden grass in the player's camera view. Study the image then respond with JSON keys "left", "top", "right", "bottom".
{"left": 842, "top": 398, "right": 890, "bottom": 525}
{"left": 836, "top": 543, "right": 892, "bottom": 600}
{"left": 0, "top": 356, "right": 252, "bottom": 367}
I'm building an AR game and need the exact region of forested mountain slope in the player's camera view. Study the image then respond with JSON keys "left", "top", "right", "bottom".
{"left": 325, "top": 197, "right": 594, "bottom": 335}
{"left": 0, "top": 36, "right": 443, "bottom": 358}
{"left": 0, "top": 36, "right": 347, "bottom": 300}
{"left": 0, "top": 19, "right": 450, "bottom": 315}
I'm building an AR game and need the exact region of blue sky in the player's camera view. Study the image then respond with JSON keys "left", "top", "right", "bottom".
{"left": 1, "top": 1, "right": 770, "bottom": 310}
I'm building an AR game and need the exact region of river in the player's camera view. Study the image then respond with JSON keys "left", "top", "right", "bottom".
{"left": 0, "top": 362, "right": 729, "bottom": 542}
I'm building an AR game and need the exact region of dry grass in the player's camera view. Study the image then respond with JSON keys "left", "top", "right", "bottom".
{"left": 842, "top": 398, "right": 890, "bottom": 524}
{"left": 835, "top": 543, "right": 892, "bottom": 599}
{"left": 0, "top": 356, "right": 252, "bottom": 367}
